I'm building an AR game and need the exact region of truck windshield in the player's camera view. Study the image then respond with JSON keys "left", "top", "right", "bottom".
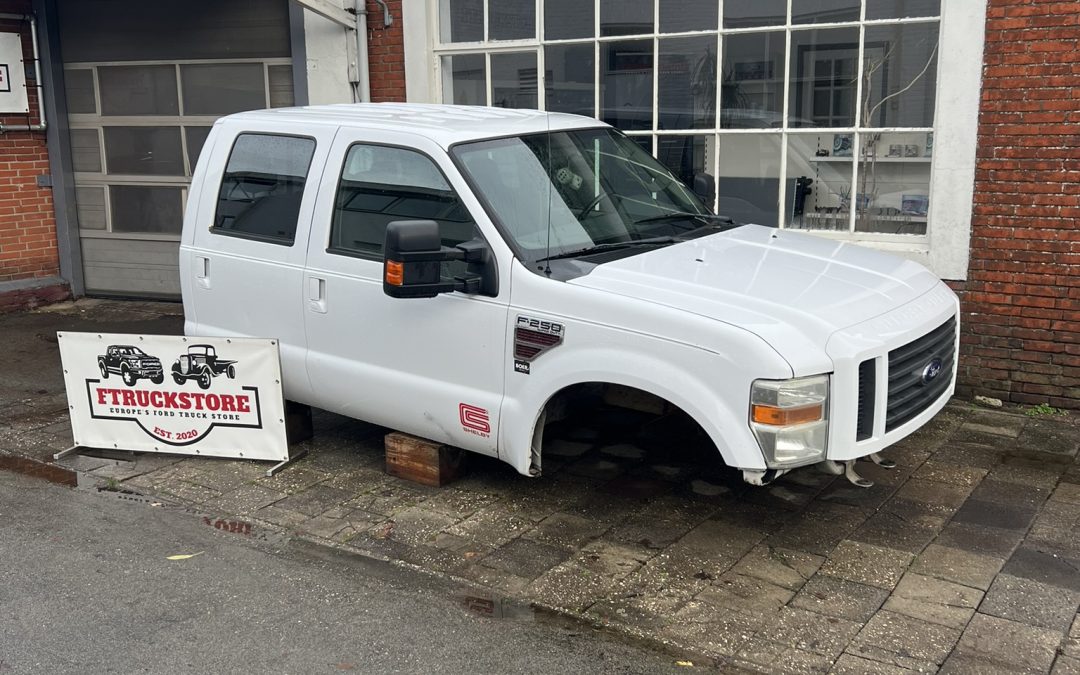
{"left": 452, "top": 128, "right": 714, "bottom": 263}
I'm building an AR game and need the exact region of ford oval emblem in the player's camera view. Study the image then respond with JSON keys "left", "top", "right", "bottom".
{"left": 921, "top": 358, "right": 944, "bottom": 385}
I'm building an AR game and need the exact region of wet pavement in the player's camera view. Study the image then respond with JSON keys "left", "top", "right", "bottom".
{"left": 3, "top": 300, "right": 1080, "bottom": 674}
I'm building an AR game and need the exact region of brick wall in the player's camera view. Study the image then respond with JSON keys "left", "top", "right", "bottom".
{"left": 364, "top": 0, "right": 405, "bottom": 102}
{"left": 953, "top": 0, "right": 1080, "bottom": 409}
{"left": 0, "top": 1, "right": 61, "bottom": 287}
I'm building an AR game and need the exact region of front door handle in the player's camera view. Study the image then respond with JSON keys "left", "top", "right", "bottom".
{"left": 194, "top": 256, "right": 211, "bottom": 290}
{"left": 308, "top": 276, "right": 327, "bottom": 313}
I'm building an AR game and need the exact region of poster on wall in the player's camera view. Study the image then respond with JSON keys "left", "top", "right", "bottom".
{"left": 58, "top": 332, "right": 289, "bottom": 462}
{"left": 0, "top": 32, "right": 29, "bottom": 114}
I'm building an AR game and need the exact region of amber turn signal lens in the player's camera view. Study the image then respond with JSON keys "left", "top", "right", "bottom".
{"left": 385, "top": 260, "right": 404, "bottom": 286}
{"left": 752, "top": 403, "right": 824, "bottom": 426}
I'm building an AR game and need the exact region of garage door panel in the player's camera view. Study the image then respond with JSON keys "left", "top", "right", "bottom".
{"left": 81, "top": 239, "right": 182, "bottom": 298}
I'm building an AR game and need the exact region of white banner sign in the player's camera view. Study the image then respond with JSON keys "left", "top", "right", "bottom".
{"left": 58, "top": 332, "right": 289, "bottom": 462}
{"left": 0, "top": 33, "right": 29, "bottom": 114}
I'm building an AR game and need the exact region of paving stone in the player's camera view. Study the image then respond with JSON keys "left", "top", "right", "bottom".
{"left": 819, "top": 540, "right": 913, "bottom": 590}
{"left": 952, "top": 498, "right": 1039, "bottom": 531}
{"left": 601, "top": 475, "right": 672, "bottom": 501}
{"left": 695, "top": 572, "right": 795, "bottom": 623}
{"left": 989, "top": 456, "right": 1066, "bottom": 490}
{"left": 298, "top": 514, "right": 350, "bottom": 539}
{"left": 598, "top": 443, "right": 645, "bottom": 460}
{"left": 734, "top": 637, "right": 833, "bottom": 674}
{"left": 849, "top": 510, "right": 946, "bottom": 554}
{"left": 934, "top": 522, "right": 1024, "bottom": 558}
{"left": 544, "top": 439, "right": 592, "bottom": 458}
{"left": 969, "top": 478, "right": 1052, "bottom": 509}
{"left": 932, "top": 441, "right": 1003, "bottom": 470}
{"left": 763, "top": 606, "right": 862, "bottom": 659}
{"left": 848, "top": 610, "right": 962, "bottom": 671}
{"left": 345, "top": 483, "right": 429, "bottom": 515}
{"left": 379, "top": 506, "right": 458, "bottom": 546}
{"left": 154, "top": 480, "right": 222, "bottom": 505}
{"left": 891, "top": 479, "right": 974, "bottom": 514}
{"left": 482, "top": 538, "right": 572, "bottom": 580}
{"left": 676, "top": 518, "right": 766, "bottom": 560}
{"left": 321, "top": 465, "right": 393, "bottom": 492}
{"left": 910, "top": 543, "right": 1004, "bottom": 591}
{"left": 1068, "top": 615, "right": 1080, "bottom": 658}
{"left": 526, "top": 560, "right": 626, "bottom": 613}
{"left": 745, "top": 481, "right": 821, "bottom": 511}
{"left": 730, "top": 544, "right": 825, "bottom": 592}
{"left": 254, "top": 466, "right": 332, "bottom": 494}
{"left": 274, "top": 484, "right": 353, "bottom": 517}
{"left": 1054, "top": 656, "right": 1080, "bottom": 675}
{"left": 687, "top": 478, "right": 734, "bottom": 499}
{"left": 607, "top": 512, "right": 696, "bottom": 549}
{"left": 913, "top": 460, "right": 988, "bottom": 487}
{"left": 446, "top": 508, "right": 532, "bottom": 549}
{"left": 662, "top": 604, "right": 759, "bottom": 658}
{"left": 252, "top": 504, "right": 311, "bottom": 529}
{"left": 524, "top": 512, "right": 608, "bottom": 549}
{"left": 1052, "top": 482, "right": 1080, "bottom": 505}
{"left": 981, "top": 574, "right": 1080, "bottom": 632}
{"left": 1001, "top": 547, "right": 1080, "bottom": 593}
{"left": 829, "top": 653, "right": 911, "bottom": 675}
{"left": 460, "top": 563, "right": 531, "bottom": 595}
{"left": 768, "top": 502, "right": 868, "bottom": 557}
{"left": 418, "top": 488, "right": 498, "bottom": 520}
{"left": 944, "top": 613, "right": 1062, "bottom": 674}
{"left": 961, "top": 412, "right": 1027, "bottom": 438}
{"left": 790, "top": 574, "right": 889, "bottom": 622}
{"left": 564, "top": 457, "right": 625, "bottom": 481}
{"left": 817, "top": 479, "right": 897, "bottom": 512}
{"left": 1015, "top": 419, "right": 1080, "bottom": 458}
{"left": 575, "top": 540, "right": 651, "bottom": 580}
{"left": 882, "top": 572, "right": 982, "bottom": 629}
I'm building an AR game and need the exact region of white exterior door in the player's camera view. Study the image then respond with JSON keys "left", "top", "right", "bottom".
{"left": 302, "top": 130, "right": 509, "bottom": 456}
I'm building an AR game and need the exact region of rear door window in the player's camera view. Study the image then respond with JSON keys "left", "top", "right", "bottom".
{"left": 212, "top": 133, "right": 316, "bottom": 245}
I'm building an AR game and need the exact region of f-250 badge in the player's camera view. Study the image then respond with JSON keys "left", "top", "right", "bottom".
{"left": 514, "top": 316, "right": 564, "bottom": 374}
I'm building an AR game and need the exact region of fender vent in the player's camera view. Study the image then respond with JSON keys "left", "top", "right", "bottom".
{"left": 856, "top": 358, "right": 876, "bottom": 441}
{"left": 514, "top": 324, "right": 563, "bottom": 362}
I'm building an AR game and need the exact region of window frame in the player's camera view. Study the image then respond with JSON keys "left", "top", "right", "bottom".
{"left": 420, "top": 0, "right": 986, "bottom": 279}
{"left": 209, "top": 131, "right": 317, "bottom": 247}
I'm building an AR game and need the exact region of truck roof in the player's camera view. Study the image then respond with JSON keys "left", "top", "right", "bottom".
{"left": 224, "top": 103, "right": 608, "bottom": 149}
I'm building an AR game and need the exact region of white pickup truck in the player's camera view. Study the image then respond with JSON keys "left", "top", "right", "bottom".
{"left": 180, "top": 103, "right": 958, "bottom": 487}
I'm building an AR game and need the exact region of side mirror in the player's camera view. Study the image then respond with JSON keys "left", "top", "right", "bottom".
{"left": 383, "top": 220, "right": 490, "bottom": 299}
{"left": 693, "top": 173, "right": 716, "bottom": 209}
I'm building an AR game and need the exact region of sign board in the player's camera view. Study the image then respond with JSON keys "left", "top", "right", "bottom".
{"left": 58, "top": 332, "right": 289, "bottom": 462}
{"left": 0, "top": 32, "right": 28, "bottom": 114}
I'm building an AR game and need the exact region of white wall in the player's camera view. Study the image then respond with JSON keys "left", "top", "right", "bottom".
{"left": 302, "top": 3, "right": 353, "bottom": 105}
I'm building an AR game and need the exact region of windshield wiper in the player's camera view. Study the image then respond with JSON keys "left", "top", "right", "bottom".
{"left": 634, "top": 211, "right": 734, "bottom": 227}
{"left": 536, "top": 236, "right": 679, "bottom": 263}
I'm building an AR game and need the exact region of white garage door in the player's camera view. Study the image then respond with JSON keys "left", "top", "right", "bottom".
{"left": 59, "top": 0, "right": 295, "bottom": 298}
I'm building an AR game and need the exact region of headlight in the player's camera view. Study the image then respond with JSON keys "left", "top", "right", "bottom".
{"left": 131, "top": 359, "right": 142, "bottom": 368}
{"left": 750, "top": 375, "right": 829, "bottom": 468}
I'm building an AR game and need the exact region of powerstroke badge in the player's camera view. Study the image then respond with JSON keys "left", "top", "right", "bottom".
{"left": 58, "top": 333, "right": 289, "bottom": 462}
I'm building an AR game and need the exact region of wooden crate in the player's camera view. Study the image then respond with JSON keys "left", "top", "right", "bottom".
{"left": 385, "top": 432, "right": 465, "bottom": 487}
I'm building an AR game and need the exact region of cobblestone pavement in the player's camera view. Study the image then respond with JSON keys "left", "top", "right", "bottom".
{"left": 3, "top": 300, "right": 1080, "bottom": 673}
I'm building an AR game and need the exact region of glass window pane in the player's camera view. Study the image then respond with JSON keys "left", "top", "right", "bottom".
{"left": 268, "top": 65, "right": 295, "bottom": 108}
{"left": 64, "top": 69, "right": 96, "bottom": 114}
{"left": 491, "top": 52, "right": 538, "bottom": 109}
{"left": 659, "top": 0, "right": 717, "bottom": 33}
{"left": 866, "top": 0, "right": 940, "bottom": 19}
{"left": 717, "top": 134, "right": 782, "bottom": 226}
{"left": 439, "top": 0, "right": 483, "bottom": 42}
{"left": 545, "top": 0, "right": 594, "bottom": 39}
{"left": 658, "top": 37, "right": 716, "bottom": 129}
{"left": 332, "top": 144, "right": 475, "bottom": 267}
{"left": 181, "top": 63, "right": 266, "bottom": 116}
{"left": 792, "top": 0, "right": 861, "bottom": 25}
{"left": 789, "top": 27, "right": 860, "bottom": 128}
{"left": 863, "top": 23, "right": 939, "bottom": 128}
{"left": 185, "top": 126, "right": 213, "bottom": 173}
{"left": 854, "top": 131, "right": 930, "bottom": 234}
{"left": 601, "top": 40, "right": 653, "bottom": 131}
{"left": 600, "top": 0, "right": 653, "bottom": 37}
{"left": 656, "top": 135, "right": 712, "bottom": 190}
{"left": 490, "top": 0, "right": 535, "bottom": 40}
{"left": 104, "top": 127, "right": 184, "bottom": 176}
{"left": 786, "top": 133, "right": 853, "bottom": 230}
{"left": 75, "top": 186, "right": 106, "bottom": 230}
{"left": 98, "top": 65, "right": 178, "bottom": 116}
{"left": 545, "top": 44, "right": 595, "bottom": 116}
{"left": 441, "top": 54, "right": 486, "bottom": 105}
{"left": 721, "top": 31, "right": 785, "bottom": 129}
{"left": 70, "top": 129, "right": 102, "bottom": 173}
{"left": 214, "top": 134, "right": 316, "bottom": 244}
{"left": 723, "top": 0, "right": 786, "bottom": 29}
{"left": 109, "top": 185, "right": 184, "bottom": 234}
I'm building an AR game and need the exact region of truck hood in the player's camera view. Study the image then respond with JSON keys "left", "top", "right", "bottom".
{"left": 568, "top": 225, "right": 941, "bottom": 373}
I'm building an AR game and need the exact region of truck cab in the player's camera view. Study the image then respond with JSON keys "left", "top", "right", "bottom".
{"left": 179, "top": 103, "right": 958, "bottom": 486}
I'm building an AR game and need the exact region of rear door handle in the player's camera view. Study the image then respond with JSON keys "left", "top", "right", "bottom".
{"left": 194, "top": 256, "right": 211, "bottom": 289}
{"left": 308, "top": 276, "right": 327, "bottom": 313}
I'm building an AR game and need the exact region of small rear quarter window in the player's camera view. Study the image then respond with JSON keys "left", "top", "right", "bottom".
{"left": 212, "top": 133, "right": 316, "bottom": 245}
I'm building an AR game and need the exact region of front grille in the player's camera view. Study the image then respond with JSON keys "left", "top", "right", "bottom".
{"left": 856, "top": 358, "right": 876, "bottom": 441}
{"left": 885, "top": 315, "right": 957, "bottom": 432}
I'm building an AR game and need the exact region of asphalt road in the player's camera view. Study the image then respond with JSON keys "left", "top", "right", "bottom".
{"left": 0, "top": 471, "right": 690, "bottom": 674}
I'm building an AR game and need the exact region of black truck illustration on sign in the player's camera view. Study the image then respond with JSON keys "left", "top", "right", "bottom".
{"left": 98, "top": 345, "right": 165, "bottom": 386}
{"left": 172, "top": 344, "right": 237, "bottom": 389}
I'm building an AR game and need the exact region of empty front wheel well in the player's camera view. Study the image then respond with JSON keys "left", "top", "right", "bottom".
{"left": 529, "top": 382, "right": 717, "bottom": 476}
